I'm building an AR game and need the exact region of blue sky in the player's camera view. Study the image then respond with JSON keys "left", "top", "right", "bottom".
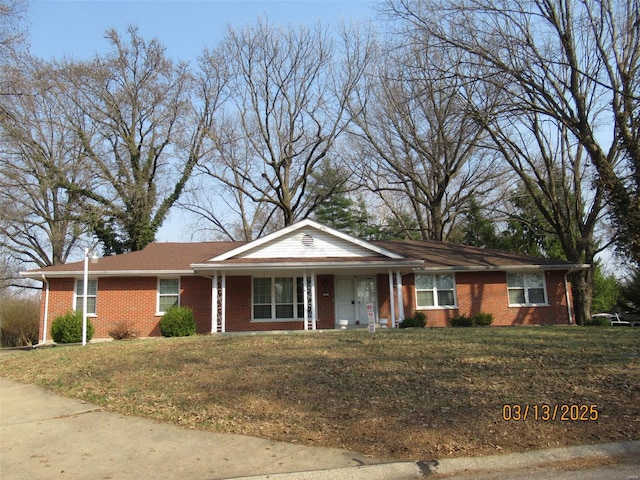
{"left": 26, "top": 0, "right": 378, "bottom": 241}
{"left": 29, "top": 0, "right": 377, "bottom": 62}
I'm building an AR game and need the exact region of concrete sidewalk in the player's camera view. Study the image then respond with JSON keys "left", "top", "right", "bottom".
{"left": 1, "top": 375, "right": 638, "bottom": 480}
{"left": 1, "top": 377, "right": 422, "bottom": 480}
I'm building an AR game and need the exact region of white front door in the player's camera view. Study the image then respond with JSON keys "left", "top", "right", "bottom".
{"left": 335, "top": 277, "right": 377, "bottom": 327}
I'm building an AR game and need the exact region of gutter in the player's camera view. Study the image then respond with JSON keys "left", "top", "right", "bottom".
{"left": 20, "top": 269, "right": 194, "bottom": 279}
{"left": 413, "top": 264, "right": 591, "bottom": 273}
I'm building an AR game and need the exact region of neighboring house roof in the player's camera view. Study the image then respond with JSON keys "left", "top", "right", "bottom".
{"left": 21, "top": 220, "right": 588, "bottom": 279}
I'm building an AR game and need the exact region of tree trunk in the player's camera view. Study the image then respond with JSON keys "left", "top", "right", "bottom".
{"left": 570, "top": 268, "right": 593, "bottom": 326}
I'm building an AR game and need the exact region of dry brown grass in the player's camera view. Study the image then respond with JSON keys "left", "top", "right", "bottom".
{"left": 1, "top": 327, "right": 638, "bottom": 460}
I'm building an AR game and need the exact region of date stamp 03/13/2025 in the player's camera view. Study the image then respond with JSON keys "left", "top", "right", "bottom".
{"left": 502, "top": 404, "right": 600, "bottom": 422}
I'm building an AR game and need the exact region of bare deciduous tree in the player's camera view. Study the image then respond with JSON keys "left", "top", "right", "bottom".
{"left": 192, "top": 19, "right": 372, "bottom": 237}
{"left": 482, "top": 114, "right": 608, "bottom": 325}
{"left": 59, "top": 26, "right": 223, "bottom": 253}
{"left": 0, "top": 0, "right": 27, "bottom": 58}
{"left": 383, "top": 0, "right": 625, "bottom": 322}
{"left": 348, "top": 39, "right": 503, "bottom": 241}
{"left": 0, "top": 58, "right": 91, "bottom": 268}
{"left": 384, "top": 0, "right": 640, "bottom": 262}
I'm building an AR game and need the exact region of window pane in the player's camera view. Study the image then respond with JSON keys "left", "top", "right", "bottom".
{"left": 159, "top": 279, "right": 179, "bottom": 294}
{"left": 415, "top": 274, "right": 433, "bottom": 289}
{"left": 417, "top": 290, "right": 434, "bottom": 306}
{"left": 253, "top": 278, "right": 271, "bottom": 303}
{"left": 297, "top": 278, "right": 306, "bottom": 319}
{"left": 526, "top": 273, "right": 544, "bottom": 288}
{"left": 76, "top": 279, "right": 97, "bottom": 296}
{"left": 159, "top": 295, "right": 178, "bottom": 312}
{"left": 87, "top": 297, "right": 96, "bottom": 314}
{"left": 508, "top": 289, "right": 526, "bottom": 304}
{"left": 436, "top": 274, "right": 453, "bottom": 289}
{"left": 254, "top": 304, "right": 271, "bottom": 319}
{"left": 75, "top": 279, "right": 97, "bottom": 315}
{"left": 76, "top": 297, "right": 96, "bottom": 315}
{"left": 528, "top": 288, "right": 546, "bottom": 304}
{"left": 437, "top": 290, "right": 455, "bottom": 306}
{"left": 276, "top": 304, "right": 294, "bottom": 318}
{"left": 507, "top": 274, "right": 524, "bottom": 288}
{"left": 297, "top": 278, "right": 305, "bottom": 303}
{"left": 275, "top": 278, "right": 293, "bottom": 303}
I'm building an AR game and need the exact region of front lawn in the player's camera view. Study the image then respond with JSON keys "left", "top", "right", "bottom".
{"left": 1, "top": 327, "right": 638, "bottom": 460}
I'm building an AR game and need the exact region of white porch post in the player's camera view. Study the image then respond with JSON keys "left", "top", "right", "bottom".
{"left": 82, "top": 249, "right": 89, "bottom": 346}
{"left": 211, "top": 272, "right": 218, "bottom": 333}
{"left": 396, "top": 270, "right": 404, "bottom": 320}
{"left": 388, "top": 270, "right": 396, "bottom": 328}
{"left": 221, "top": 273, "right": 226, "bottom": 333}
{"left": 303, "top": 270, "right": 308, "bottom": 331}
{"left": 310, "top": 272, "right": 317, "bottom": 330}
{"left": 41, "top": 275, "right": 50, "bottom": 344}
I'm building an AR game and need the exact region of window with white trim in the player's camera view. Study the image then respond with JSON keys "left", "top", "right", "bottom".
{"left": 507, "top": 273, "right": 547, "bottom": 306}
{"left": 415, "top": 274, "right": 456, "bottom": 308}
{"left": 158, "top": 278, "right": 180, "bottom": 313}
{"left": 253, "top": 277, "right": 309, "bottom": 320}
{"left": 74, "top": 279, "right": 97, "bottom": 315}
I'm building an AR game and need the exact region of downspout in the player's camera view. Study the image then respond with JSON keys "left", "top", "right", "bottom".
{"left": 40, "top": 274, "right": 50, "bottom": 345}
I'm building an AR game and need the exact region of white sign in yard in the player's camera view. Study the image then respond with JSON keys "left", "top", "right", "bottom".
{"left": 366, "top": 303, "right": 375, "bottom": 333}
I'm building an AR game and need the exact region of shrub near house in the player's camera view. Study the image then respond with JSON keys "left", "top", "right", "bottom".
{"left": 399, "top": 311, "right": 427, "bottom": 328}
{"left": 450, "top": 312, "right": 493, "bottom": 327}
{"left": 160, "top": 306, "right": 196, "bottom": 337}
{"left": 0, "top": 295, "right": 40, "bottom": 347}
{"left": 51, "top": 311, "right": 94, "bottom": 343}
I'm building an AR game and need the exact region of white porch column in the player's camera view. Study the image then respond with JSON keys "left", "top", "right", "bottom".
{"left": 388, "top": 270, "right": 396, "bottom": 328}
{"left": 41, "top": 275, "right": 50, "bottom": 344}
{"left": 396, "top": 270, "right": 405, "bottom": 320}
{"left": 211, "top": 272, "right": 218, "bottom": 333}
{"left": 310, "top": 272, "right": 317, "bottom": 330}
{"left": 303, "top": 270, "right": 309, "bottom": 331}
{"left": 221, "top": 272, "right": 226, "bottom": 333}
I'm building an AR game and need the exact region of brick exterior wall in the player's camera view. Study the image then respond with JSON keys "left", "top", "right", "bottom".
{"left": 38, "top": 270, "right": 573, "bottom": 341}
{"left": 181, "top": 276, "right": 213, "bottom": 334}
{"left": 224, "top": 275, "right": 335, "bottom": 332}
{"left": 403, "top": 271, "right": 571, "bottom": 327}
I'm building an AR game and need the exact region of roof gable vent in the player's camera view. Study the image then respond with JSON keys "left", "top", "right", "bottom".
{"left": 301, "top": 234, "right": 314, "bottom": 247}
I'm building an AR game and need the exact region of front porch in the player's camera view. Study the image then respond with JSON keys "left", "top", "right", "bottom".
{"left": 195, "top": 269, "right": 412, "bottom": 333}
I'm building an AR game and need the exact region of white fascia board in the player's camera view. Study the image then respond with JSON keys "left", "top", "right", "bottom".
{"left": 209, "top": 219, "right": 404, "bottom": 261}
{"left": 192, "top": 259, "right": 423, "bottom": 271}
{"left": 20, "top": 270, "right": 194, "bottom": 279}
{"left": 414, "top": 264, "right": 590, "bottom": 273}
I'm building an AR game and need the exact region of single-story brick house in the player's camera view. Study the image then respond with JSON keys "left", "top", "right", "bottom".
{"left": 22, "top": 219, "right": 588, "bottom": 343}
